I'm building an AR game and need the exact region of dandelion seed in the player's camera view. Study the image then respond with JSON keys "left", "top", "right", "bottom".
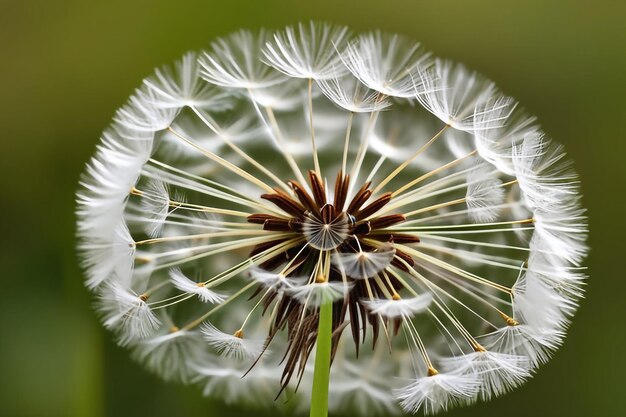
{"left": 414, "top": 59, "right": 498, "bottom": 131}
{"left": 287, "top": 280, "right": 351, "bottom": 307}
{"left": 340, "top": 31, "right": 432, "bottom": 97}
{"left": 465, "top": 164, "right": 505, "bottom": 223}
{"left": 77, "top": 22, "right": 587, "bottom": 414}
{"left": 140, "top": 178, "right": 171, "bottom": 238}
{"left": 169, "top": 268, "right": 225, "bottom": 303}
{"left": 143, "top": 51, "right": 233, "bottom": 110}
{"left": 201, "top": 323, "right": 264, "bottom": 360}
{"left": 333, "top": 243, "right": 396, "bottom": 280}
{"left": 263, "top": 22, "right": 351, "bottom": 80}
{"left": 317, "top": 73, "right": 391, "bottom": 113}
{"left": 97, "top": 282, "right": 160, "bottom": 345}
{"left": 441, "top": 350, "right": 531, "bottom": 400}
{"left": 363, "top": 293, "right": 432, "bottom": 319}
{"left": 133, "top": 326, "right": 210, "bottom": 382}
{"left": 395, "top": 371, "right": 480, "bottom": 415}
{"left": 480, "top": 324, "right": 564, "bottom": 368}
{"left": 78, "top": 220, "right": 135, "bottom": 288}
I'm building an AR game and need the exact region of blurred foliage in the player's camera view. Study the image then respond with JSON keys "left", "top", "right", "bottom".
{"left": 1, "top": 0, "right": 625, "bottom": 416}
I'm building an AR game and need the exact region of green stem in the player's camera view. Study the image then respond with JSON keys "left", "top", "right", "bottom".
{"left": 309, "top": 300, "right": 333, "bottom": 417}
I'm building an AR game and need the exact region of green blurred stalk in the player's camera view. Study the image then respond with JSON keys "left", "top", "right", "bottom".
{"left": 310, "top": 300, "right": 332, "bottom": 417}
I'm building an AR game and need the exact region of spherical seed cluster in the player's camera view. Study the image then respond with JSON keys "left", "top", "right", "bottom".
{"left": 76, "top": 22, "right": 588, "bottom": 415}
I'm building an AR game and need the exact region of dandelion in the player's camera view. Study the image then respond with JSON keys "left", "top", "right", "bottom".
{"left": 76, "top": 22, "right": 587, "bottom": 416}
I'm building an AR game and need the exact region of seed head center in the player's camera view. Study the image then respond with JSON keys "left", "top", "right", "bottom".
{"left": 248, "top": 170, "right": 416, "bottom": 256}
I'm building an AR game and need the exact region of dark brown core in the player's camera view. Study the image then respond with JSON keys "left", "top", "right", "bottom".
{"left": 246, "top": 170, "right": 420, "bottom": 393}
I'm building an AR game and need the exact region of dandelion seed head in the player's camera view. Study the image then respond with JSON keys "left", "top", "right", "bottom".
{"left": 77, "top": 22, "right": 587, "bottom": 414}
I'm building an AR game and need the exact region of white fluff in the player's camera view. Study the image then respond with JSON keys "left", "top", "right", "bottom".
{"left": 143, "top": 51, "right": 233, "bottom": 110}
{"left": 480, "top": 324, "right": 564, "bottom": 368}
{"left": 140, "top": 178, "right": 170, "bottom": 238}
{"left": 248, "top": 78, "right": 307, "bottom": 110}
{"left": 133, "top": 328, "right": 210, "bottom": 382}
{"left": 329, "top": 359, "right": 398, "bottom": 415}
{"left": 97, "top": 282, "right": 160, "bottom": 345}
{"left": 114, "top": 86, "right": 180, "bottom": 132}
{"left": 199, "top": 29, "right": 285, "bottom": 89}
{"left": 263, "top": 21, "right": 350, "bottom": 80}
{"left": 169, "top": 268, "right": 225, "bottom": 303}
{"left": 363, "top": 293, "right": 432, "bottom": 318}
{"left": 340, "top": 32, "right": 432, "bottom": 97}
{"left": 472, "top": 104, "right": 538, "bottom": 175}
{"left": 527, "top": 243, "right": 587, "bottom": 299}
{"left": 201, "top": 323, "right": 264, "bottom": 360}
{"left": 286, "top": 281, "right": 351, "bottom": 307}
{"left": 395, "top": 372, "right": 480, "bottom": 415}
{"left": 191, "top": 357, "right": 283, "bottom": 406}
{"left": 441, "top": 350, "right": 531, "bottom": 400}
{"left": 465, "top": 164, "right": 505, "bottom": 223}
{"left": 532, "top": 205, "right": 588, "bottom": 265}
{"left": 248, "top": 266, "right": 300, "bottom": 290}
{"left": 332, "top": 244, "right": 395, "bottom": 279}
{"left": 415, "top": 59, "right": 497, "bottom": 131}
{"left": 472, "top": 94, "right": 517, "bottom": 134}
{"left": 317, "top": 73, "right": 391, "bottom": 113}
{"left": 76, "top": 123, "right": 152, "bottom": 236}
{"left": 513, "top": 132, "right": 580, "bottom": 211}
{"left": 78, "top": 220, "right": 135, "bottom": 288}
{"left": 512, "top": 270, "right": 575, "bottom": 330}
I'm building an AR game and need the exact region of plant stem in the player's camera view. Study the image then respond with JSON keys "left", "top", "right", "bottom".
{"left": 309, "top": 300, "right": 333, "bottom": 417}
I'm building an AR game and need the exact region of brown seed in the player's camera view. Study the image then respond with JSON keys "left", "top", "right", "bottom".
{"left": 308, "top": 170, "right": 326, "bottom": 207}
{"left": 355, "top": 192, "right": 392, "bottom": 220}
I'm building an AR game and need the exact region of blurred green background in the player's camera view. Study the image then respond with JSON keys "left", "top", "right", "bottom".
{"left": 1, "top": 0, "right": 625, "bottom": 416}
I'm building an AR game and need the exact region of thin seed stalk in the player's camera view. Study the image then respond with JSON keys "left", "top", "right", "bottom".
{"left": 309, "top": 300, "right": 333, "bottom": 417}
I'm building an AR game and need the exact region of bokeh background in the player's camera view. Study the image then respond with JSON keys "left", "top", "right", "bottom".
{"left": 1, "top": 0, "right": 625, "bottom": 416}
